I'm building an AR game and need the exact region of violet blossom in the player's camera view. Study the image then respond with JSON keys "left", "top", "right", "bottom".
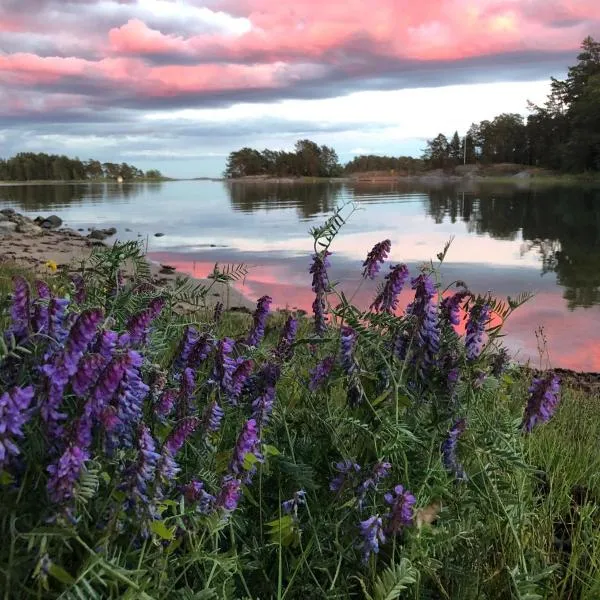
{"left": 229, "top": 418, "right": 263, "bottom": 479}
{"left": 440, "top": 291, "right": 468, "bottom": 327}
{"left": 228, "top": 359, "right": 254, "bottom": 405}
{"left": 356, "top": 461, "right": 392, "bottom": 509}
{"left": 384, "top": 484, "right": 416, "bottom": 535}
{"left": 212, "top": 338, "right": 237, "bottom": 392}
{"left": 340, "top": 326, "right": 357, "bottom": 375}
{"left": 251, "top": 386, "right": 276, "bottom": 428}
{"left": 246, "top": 295, "right": 272, "bottom": 347}
{"left": 155, "top": 389, "right": 177, "bottom": 422}
{"left": 370, "top": 264, "right": 409, "bottom": 313}
{"left": 362, "top": 239, "right": 391, "bottom": 279}
{"left": 521, "top": 375, "right": 560, "bottom": 433}
{"left": 215, "top": 475, "right": 242, "bottom": 512}
{"left": 10, "top": 276, "right": 31, "bottom": 338}
{"left": 202, "top": 400, "right": 224, "bottom": 433}
{"left": 32, "top": 280, "right": 51, "bottom": 334}
{"left": 465, "top": 303, "right": 491, "bottom": 361}
{"left": 282, "top": 490, "right": 306, "bottom": 516}
{"left": 276, "top": 315, "right": 298, "bottom": 360}
{"left": 0, "top": 386, "right": 34, "bottom": 467}
{"left": 70, "top": 274, "right": 86, "bottom": 305}
{"left": 309, "top": 356, "right": 335, "bottom": 391}
{"left": 94, "top": 330, "right": 118, "bottom": 360}
{"left": 441, "top": 419, "right": 467, "bottom": 481}
{"left": 125, "top": 424, "right": 160, "bottom": 508}
{"left": 123, "top": 298, "right": 165, "bottom": 345}
{"left": 165, "top": 416, "right": 200, "bottom": 455}
{"left": 330, "top": 459, "right": 361, "bottom": 492}
{"left": 186, "top": 334, "right": 213, "bottom": 370}
{"left": 310, "top": 252, "right": 331, "bottom": 335}
{"left": 71, "top": 354, "right": 108, "bottom": 398}
{"left": 183, "top": 480, "right": 215, "bottom": 514}
{"left": 358, "top": 515, "right": 386, "bottom": 563}
{"left": 173, "top": 326, "right": 199, "bottom": 373}
{"left": 48, "top": 297, "right": 70, "bottom": 344}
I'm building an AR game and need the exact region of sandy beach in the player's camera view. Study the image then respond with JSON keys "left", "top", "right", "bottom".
{"left": 0, "top": 208, "right": 254, "bottom": 311}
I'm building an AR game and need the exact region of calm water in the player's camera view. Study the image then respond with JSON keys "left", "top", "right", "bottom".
{"left": 1, "top": 179, "right": 600, "bottom": 371}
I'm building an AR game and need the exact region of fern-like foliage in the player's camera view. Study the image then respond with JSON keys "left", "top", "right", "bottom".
{"left": 359, "top": 559, "right": 418, "bottom": 600}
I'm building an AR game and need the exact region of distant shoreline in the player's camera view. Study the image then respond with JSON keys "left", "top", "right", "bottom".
{"left": 0, "top": 177, "right": 174, "bottom": 185}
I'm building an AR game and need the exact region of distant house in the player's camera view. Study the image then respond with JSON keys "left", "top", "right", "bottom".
{"left": 117, "top": 175, "right": 124, "bottom": 183}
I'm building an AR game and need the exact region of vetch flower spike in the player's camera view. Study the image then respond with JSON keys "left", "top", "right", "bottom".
{"left": 358, "top": 515, "right": 386, "bottom": 563}
{"left": 370, "top": 264, "right": 409, "bottom": 313}
{"left": 384, "top": 484, "right": 416, "bottom": 535}
{"left": 362, "top": 239, "right": 391, "bottom": 279}
{"left": 522, "top": 375, "right": 560, "bottom": 433}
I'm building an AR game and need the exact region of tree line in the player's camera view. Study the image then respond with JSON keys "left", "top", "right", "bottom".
{"left": 0, "top": 152, "right": 163, "bottom": 182}
{"left": 424, "top": 36, "right": 600, "bottom": 171}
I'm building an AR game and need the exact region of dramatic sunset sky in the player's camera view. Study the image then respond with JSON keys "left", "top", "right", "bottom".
{"left": 1, "top": 0, "right": 599, "bottom": 177}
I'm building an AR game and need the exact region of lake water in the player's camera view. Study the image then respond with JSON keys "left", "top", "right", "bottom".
{"left": 1, "top": 179, "right": 599, "bottom": 372}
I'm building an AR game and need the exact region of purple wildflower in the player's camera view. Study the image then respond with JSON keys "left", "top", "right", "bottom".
{"left": 212, "top": 338, "right": 237, "bottom": 392}
{"left": 173, "top": 326, "right": 199, "bottom": 372}
{"left": 183, "top": 480, "right": 215, "bottom": 514}
{"left": 213, "top": 301, "right": 224, "bottom": 324}
{"left": 165, "top": 416, "right": 200, "bottom": 455}
{"left": 70, "top": 274, "right": 86, "bottom": 305}
{"left": 228, "top": 359, "right": 254, "bottom": 404}
{"left": 521, "top": 375, "right": 561, "bottom": 433}
{"left": 155, "top": 389, "right": 177, "bottom": 422}
{"left": 370, "top": 264, "right": 409, "bottom": 313}
{"left": 440, "top": 292, "right": 468, "bottom": 327}
{"left": 251, "top": 386, "right": 276, "bottom": 428}
{"left": 309, "top": 356, "right": 335, "bottom": 391}
{"left": 32, "top": 280, "right": 51, "bottom": 334}
{"left": 362, "top": 239, "right": 391, "bottom": 279}
{"left": 310, "top": 252, "right": 331, "bottom": 335}
{"left": 176, "top": 367, "right": 196, "bottom": 418}
{"left": 358, "top": 515, "right": 386, "bottom": 563}
{"left": 126, "top": 424, "right": 160, "bottom": 507}
{"left": 71, "top": 354, "right": 108, "bottom": 398}
{"left": 491, "top": 347, "right": 510, "bottom": 377}
{"left": 202, "top": 400, "right": 224, "bottom": 433}
{"left": 384, "top": 484, "right": 416, "bottom": 535}
{"left": 246, "top": 295, "right": 272, "bottom": 347}
{"left": 46, "top": 413, "right": 92, "bottom": 504}
{"left": 48, "top": 297, "right": 69, "bottom": 344}
{"left": 43, "top": 309, "right": 104, "bottom": 384}
{"left": 10, "top": 276, "right": 31, "bottom": 338}
{"left": 88, "top": 354, "right": 130, "bottom": 418}
{"left": 215, "top": 475, "right": 242, "bottom": 512}
{"left": 124, "top": 298, "right": 165, "bottom": 345}
{"left": 330, "top": 459, "right": 361, "bottom": 492}
{"left": 95, "top": 330, "right": 118, "bottom": 360}
{"left": 356, "top": 461, "right": 392, "bottom": 509}
{"left": 312, "top": 295, "right": 328, "bottom": 336}
{"left": 276, "top": 315, "right": 298, "bottom": 360}
{"left": 340, "top": 326, "right": 357, "bottom": 375}
{"left": 187, "top": 334, "right": 213, "bottom": 370}
{"left": 0, "top": 386, "right": 34, "bottom": 467}
{"left": 442, "top": 419, "right": 467, "bottom": 481}
{"left": 109, "top": 350, "right": 149, "bottom": 446}
{"left": 465, "top": 303, "right": 491, "bottom": 361}
{"left": 282, "top": 490, "right": 306, "bottom": 515}
{"left": 415, "top": 297, "right": 440, "bottom": 371}
{"left": 229, "top": 419, "right": 263, "bottom": 478}
{"left": 407, "top": 273, "right": 436, "bottom": 317}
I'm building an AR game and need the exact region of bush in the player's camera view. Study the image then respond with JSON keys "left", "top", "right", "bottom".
{"left": 0, "top": 206, "right": 598, "bottom": 599}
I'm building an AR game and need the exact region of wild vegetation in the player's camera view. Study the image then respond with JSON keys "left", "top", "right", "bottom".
{"left": 1, "top": 204, "right": 599, "bottom": 599}
{"left": 0, "top": 154, "right": 164, "bottom": 182}
{"left": 424, "top": 36, "right": 600, "bottom": 171}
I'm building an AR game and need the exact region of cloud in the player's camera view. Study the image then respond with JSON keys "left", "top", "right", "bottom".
{"left": 0, "top": 0, "right": 598, "bottom": 174}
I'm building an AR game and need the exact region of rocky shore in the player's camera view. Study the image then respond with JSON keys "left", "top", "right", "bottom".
{"left": 0, "top": 208, "right": 253, "bottom": 310}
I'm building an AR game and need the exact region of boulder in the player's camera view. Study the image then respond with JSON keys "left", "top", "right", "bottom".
{"left": 0, "top": 221, "right": 17, "bottom": 233}
{"left": 89, "top": 229, "right": 109, "bottom": 240}
{"left": 15, "top": 221, "right": 43, "bottom": 234}
{"left": 40, "top": 215, "right": 63, "bottom": 229}
{"left": 0, "top": 213, "right": 10, "bottom": 222}
{"left": 0, "top": 208, "right": 15, "bottom": 216}
{"left": 154, "top": 232, "right": 165, "bottom": 237}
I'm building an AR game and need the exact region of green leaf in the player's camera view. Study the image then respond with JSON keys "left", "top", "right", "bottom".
{"left": 150, "top": 520, "right": 175, "bottom": 540}
{"left": 263, "top": 444, "right": 281, "bottom": 457}
{"left": 48, "top": 563, "right": 76, "bottom": 585}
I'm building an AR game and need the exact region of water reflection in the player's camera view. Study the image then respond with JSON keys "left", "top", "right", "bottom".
{"left": 225, "top": 181, "right": 343, "bottom": 219}
{"left": 0, "top": 181, "right": 164, "bottom": 211}
{"left": 425, "top": 185, "right": 600, "bottom": 309}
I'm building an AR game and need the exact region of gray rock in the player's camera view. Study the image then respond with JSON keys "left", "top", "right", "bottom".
{"left": 15, "top": 222, "right": 42, "bottom": 234}
{"left": 0, "top": 208, "right": 15, "bottom": 216}
{"left": 89, "top": 229, "right": 109, "bottom": 240}
{"left": 125, "top": 227, "right": 132, "bottom": 232}
{"left": 0, "top": 213, "right": 10, "bottom": 222}
{"left": 154, "top": 232, "right": 165, "bottom": 237}
{"left": 41, "top": 215, "right": 63, "bottom": 229}
{"left": 0, "top": 221, "right": 17, "bottom": 232}
{"left": 105, "top": 227, "right": 117, "bottom": 236}
{"left": 78, "top": 228, "right": 84, "bottom": 231}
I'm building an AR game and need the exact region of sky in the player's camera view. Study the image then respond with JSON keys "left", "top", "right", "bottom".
{"left": 1, "top": 0, "right": 599, "bottom": 178}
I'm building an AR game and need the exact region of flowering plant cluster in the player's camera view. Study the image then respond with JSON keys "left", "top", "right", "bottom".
{"left": 0, "top": 223, "right": 568, "bottom": 599}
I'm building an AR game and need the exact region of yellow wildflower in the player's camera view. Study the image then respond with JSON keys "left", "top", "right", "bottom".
{"left": 44, "top": 260, "right": 58, "bottom": 272}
